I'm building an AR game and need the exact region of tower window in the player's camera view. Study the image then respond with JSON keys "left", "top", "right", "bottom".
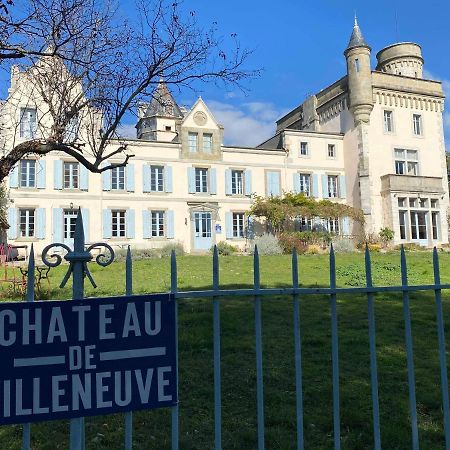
{"left": 383, "top": 110, "right": 394, "bottom": 133}
{"left": 355, "top": 59, "right": 360, "bottom": 73}
{"left": 413, "top": 114, "right": 422, "bottom": 136}
{"left": 165, "top": 126, "right": 172, "bottom": 131}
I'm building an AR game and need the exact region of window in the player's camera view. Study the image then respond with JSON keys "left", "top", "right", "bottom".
{"left": 328, "top": 144, "right": 336, "bottom": 158}
{"left": 328, "top": 218, "right": 340, "bottom": 234}
{"left": 298, "top": 173, "right": 311, "bottom": 196}
{"left": 327, "top": 175, "right": 338, "bottom": 198}
{"left": 395, "top": 149, "right": 418, "bottom": 175}
{"left": 165, "top": 126, "right": 172, "bottom": 131}
{"left": 19, "top": 159, "right": 36, "bottom": 188}
{"left": 195, "top": 168, "right": 208, "bottom": 193}
{"left": 296, "top": 217, "right": 313, "bottom": 231}
{"left": 151, "top": 211, "right": 165, "bottom": 237}
{"left": 413, "top": 114, "right": 422, "bottom": 136}
{"left": 398, "top": 197, "right": 406, "bottom": 208}
{"left": 111, "top": 166, "right": 125, "bottom": 190}
{"left": 409, "top": 198, "right": 417, "bottom": 208}
{"left": 63, "top": 162, "right": 79, "bottom": 189}
{"left": 432, "top": 212, "right": 439, "bottom": 240}
{"left": 300, "top": 142, "right": 309, "bottom": 156}
{"left": 232, "top": 212, "right": 245, "bottom": 238}
{"left": 112, "top": 210, "right": 126, "bottom": 237}
{"left": 383, "top": 110, "right": 393, "bottom": 133}
{"left": 203, "top": 133, "right": 213, "bottom": 153}
{"left": 431, "top": 199, "right": 438, "bottom": 209}
{"left": 150, "top": 165, "right": 164, "bottom": 192}
{"left": 399, "top": 211, "right": 407, "bottom": 240}
{"left": 64, "top": 115, "right": 78, "bottom": 141}
{"left": 188, "top": 132, "right": 198, "bottom": 152}
{"left": 19, "top": 208, "right": 35, "bottom": 237}
{"left": 419, "top": 198, "right": 428, "bottom": 208}
{"left": 231, "top": 170, "right": 244, "bottom": 195}
{"left": 355, "top": 59, "right": 360, "bottom": 72}
{"left": 20, "top": 108, "right": 37, "bottom": 139}
{"left": 410, "top": 211, "right": 427, "bottom": 240}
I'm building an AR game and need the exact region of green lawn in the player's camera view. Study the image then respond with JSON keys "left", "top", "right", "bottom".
{"left": 1, "top": 251, "right": 450, "bottom": 449}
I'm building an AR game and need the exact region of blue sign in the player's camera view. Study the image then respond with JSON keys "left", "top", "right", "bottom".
{"left": 0, "top": 293, "right": 177, "bottom": 425}
{"left": 215, "top": 224, "right": 222, "bottom": 234}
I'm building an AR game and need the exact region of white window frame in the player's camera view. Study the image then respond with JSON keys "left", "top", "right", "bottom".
{"left": 327, "top": 218, "right": 340, "bottom": 234}
{"left": 413, "top": 114, "right": 423, "bottom": 136}
{"left": 394, "top": 149, "right": 418, "bottom": 176}
{"left": 298, "top": 173, "right": 311, "bottom": 196}
{"left": 111, "top": 210, "right": 126, "bottom": 238}
{"left": 63, "top": 162, "right": 79, "bottom": 189}
{"left": 383, "top": 110, "right": 394, "bottom": 133}
{"left": 19, "top": 208, "right": 35, "bottom": 238}
{"left": 231, "top": 170, "right": 244, "bottom": 195}
{"left": 188, "top": 132, "right": 198, "bottom": 153}
{"left": 328, "top": 144, "right": 336, "bottom": 158}
{"left": 19, "top": 159, "right": 36, "bottom": 188}
{"left": 203, "top": 133, "right": 213, "bottom": 153}
{"left": 150, "top": 165, "right": 164, "bottom": 192}
{"left": 19, "top": 107, "right": 37, "bottom": 139}
{"left": 195, "top": 167, "right": 209, "bottom": 193}
{"left": 151, "top": 210, "right": 165, "bottom": 237}
{"left": 300, "top": 142, "right": 309, "bottom": 156}
{"left": 232, "top": 212, "right": 245, "bottom": 238}
{"left": 327, "top": 175, "right": 338, "bottom": 198}
{"left": 111, "top": 166, "right": 125, "bottom": 190}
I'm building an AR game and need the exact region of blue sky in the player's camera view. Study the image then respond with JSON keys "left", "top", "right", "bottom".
{"left": 119, "top": 0, "right": 450, "bottom": 147}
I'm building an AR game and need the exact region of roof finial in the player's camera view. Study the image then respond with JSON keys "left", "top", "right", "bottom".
{"left": 354, "top": 11, "right": 358, "bottom": 27}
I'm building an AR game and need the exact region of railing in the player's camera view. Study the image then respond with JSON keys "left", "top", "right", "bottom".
{"left": 14, "top": 210, "right": 450, "bottom": 449}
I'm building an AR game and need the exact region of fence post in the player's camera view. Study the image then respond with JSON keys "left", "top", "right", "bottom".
{"left": 292, "top": 250, "right": 304, "bottom": 450}
{"left": 22, "top": 245, "right": 35, "bottom": 450}
{"left": 253, "top": 246, "right": 265, "bottom": 450}
{"left": 433, "top": 248, "right": 450, "bottom": 449}
{"left": 171, "top": 250, "right": 179, "bottom": 450}
{"left": 329, "top": 244, "right": 340, "bottom": 450}
{"left": 125, "top": 246, "right": 133, "bottom": 450}
{"left": 41, "top": 209, "right": 115, "bottom": 450}
{"left": 365, "top": 246, "right": 381, "bottom": 450}
{"left": 400, "top": 246, "right": 419, "bottom": 450}
{"left": 212, "top": 246, "right": 222, "bottom": 450}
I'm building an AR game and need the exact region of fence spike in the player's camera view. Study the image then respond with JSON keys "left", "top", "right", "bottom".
{"left": 213, "top": 245, "right": 219, "bottom": 291}
{"left": 400, "top": 245, "right": 408, "bottom": 286}
{"left": 365, "top": 244, "right": 372, "bottom": 287}
{"left": 253, "top": 245, "right": 260, "bottom": 290}
{"left": 125, "top": 245, "right": 133, "bottom": 450}
{"left": 292, "top": 249, "right": 298, "bottom": 289}
{"left": 433, "top": 247, "right": 450, "bottom": 449}
{"left": 170, "top": 248, "right": 179, "bottom": 450}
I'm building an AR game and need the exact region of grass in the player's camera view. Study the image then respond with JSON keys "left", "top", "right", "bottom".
{"left": 1, "top": 251, "right": 450, "bottom": 449}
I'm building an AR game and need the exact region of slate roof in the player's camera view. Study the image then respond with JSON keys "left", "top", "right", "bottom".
{"left": 144, "top": 79, "right": 184, "bottom": 118}
{"left": 346, "top": 17, "right": 370, "bottom": 52}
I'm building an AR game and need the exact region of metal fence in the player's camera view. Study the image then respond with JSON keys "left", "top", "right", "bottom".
{"left": 14, "top": 211, "right": 450, "bottom": 449}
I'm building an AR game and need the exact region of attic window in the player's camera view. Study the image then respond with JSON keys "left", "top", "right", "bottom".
{"left": 355, "top": 59, "right": 360, "bottom": 72}
{"left": 165, "top": 126, "right": 172, "bottom": 131}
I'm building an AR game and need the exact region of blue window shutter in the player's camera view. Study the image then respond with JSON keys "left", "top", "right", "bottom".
{"left": 245, "top": 170, "right": 252, "bottom": 196}
{"left": 164, "top": 166, "right": 173, "bottom": 193}
{"left": 322, "top": 175, "right": 329, "bottom": 198}
{"left": 268, "top": 171, "right": 280, "bottom": 196}
{"left": 52, "top": 208, "right": 64, "bottom": 242}
{"left": 342, "top": 217, "right": 350, "bottom": 236}
{"left": 81, "top": 208, "right": 90, "bottom": 242}
{"left": 126, "top": 209, "right": 135, "bottom": 239}
{"left": 142, "top": 210, "right": 151, "bottom": 238}
{"left": 312, "top": 174, "right": 319, "bottom": 198}
{"left": 339, "top": 175, "right": 346, "bottom": 199}
{"left": 188, "top": 167, "right": 195, "bottom": 193}
{"left": 127, "top": 164, "right": 135, "bottom": 192}
{"left": 143, "top": 165, "right": 151, "bottom": 193}
{"left": 36, "top": 208, "right": 46, "bottom": 239}
{"left": 210, "top": 168, "right": 217, "bottom": 195}
{"left": 266, "top": 172, "right": 271, "bottom": 196}
{"left": 246, "top": 216, "right": 255, "bottom": 240}
{"left": 9, "top": 164, "right": 18, "bottom": 188}
{"left": 225, "top": 169, "right": 232, "bottom": 195}
{"left": 80, "top": 164, "right": 89, "bottom": 190}
{"left": 102, "top": 209, "right": 112, "bottom": 239}
{"left": 36, "top": 160, "right": 46, "bottom": 189}
{"left": 293, "top": 173, "right": 300, "bottom": 193}
{"left": 7, "top": 208, "right": 17, "bottom": 240}
{"left": 166, "top": 210, "right": 174, "bottom": 239}
{"left": 54, "top": 160, "right": 63, "bottom": 190}
{"left": 102, "top": 163, "right": 111, "bottom": 191}
{"left": 225, "top": 212, "right": 233, "bottom": 239}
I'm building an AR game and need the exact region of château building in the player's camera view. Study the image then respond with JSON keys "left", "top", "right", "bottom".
{"left": 3, "top": 19, "right": 448, "bottom": 254}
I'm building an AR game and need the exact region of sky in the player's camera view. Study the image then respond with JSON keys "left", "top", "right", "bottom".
{"left": 117, "top": 0, "right": 450, "bottom": 147}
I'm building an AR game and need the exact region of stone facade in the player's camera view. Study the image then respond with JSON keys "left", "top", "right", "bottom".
{"left": 2, "top": 20, "right": 448, "bottom": 255}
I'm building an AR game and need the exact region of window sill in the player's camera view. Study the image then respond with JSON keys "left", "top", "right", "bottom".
{"left": 15, "top": 237, "right": 40, "bottom": 242}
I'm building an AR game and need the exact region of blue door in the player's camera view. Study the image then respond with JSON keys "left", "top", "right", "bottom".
{"left": 194, "top": 212, "right": 212, "bottom": 250}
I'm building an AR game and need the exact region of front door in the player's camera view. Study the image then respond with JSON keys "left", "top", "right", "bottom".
{"left": 193, "top": 212, "right": 212, "bottom": 250}
{"left": 410, "top": 211, "right": 428, "bottom": 246}
{"left": 64, "top": 210, "right": 78, "bottom": 248}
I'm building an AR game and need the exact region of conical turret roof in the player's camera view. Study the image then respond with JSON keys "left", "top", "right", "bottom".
{"left": 144, "top": 78, "right": 183, "bottom": 118}
{"left": 345, "top": 16, "right": 370, "bottom": 52}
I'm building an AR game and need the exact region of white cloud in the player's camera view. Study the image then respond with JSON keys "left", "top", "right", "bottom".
{"left": 207, "top": 100, "right": 287, "bottom": 147}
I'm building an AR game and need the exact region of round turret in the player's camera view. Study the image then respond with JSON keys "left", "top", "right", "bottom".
{"left": 376, "top": 43, "right": 423, "bottom": 78}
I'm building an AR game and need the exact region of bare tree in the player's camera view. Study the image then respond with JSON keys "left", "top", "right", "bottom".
{"left": 0, "top": 0, "right": 257, "bottom": 182}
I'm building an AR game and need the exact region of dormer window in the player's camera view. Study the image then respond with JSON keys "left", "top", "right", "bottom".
{"left": 188, "top": 132, "right": 198, "bottom": 153}
{"left": 203, "top": 133, "right": 213, "bottom": 153}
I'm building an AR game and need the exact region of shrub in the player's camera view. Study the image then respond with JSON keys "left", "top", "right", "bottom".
{"left": 379, "top": 227, "right": 395, "bottom": 246}
{"left": 394, "top": 243, "right": 424, "bottom": 252}
{"left": 278, "top": 233, "right": 308, "bottom": 254}
{"left": 160, "top": 242, "right": 185, "bottom": 257}
{"left": 332, "top": 237, "right": 355, "bottom": 253}
{"left": 306, "top": 244, "right": 321, "bottom": 254}
{"left": 252, "top": 233, "right": 283, "bottom": 255}
{"left": 367, "top": 243, "right": 382, "bottom": 252}
{"left": 211, "top": 241, "right": 238, "bottom": 256}
{"left": 114, "top": 247, "right": 160, "bottom": 262}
